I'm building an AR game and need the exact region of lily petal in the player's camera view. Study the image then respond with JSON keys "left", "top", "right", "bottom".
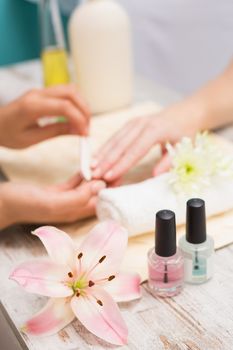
{"left": 104, "top": 272, "right": 141, "bottom": 302}
{"left": 10, "top": 260, "right": 73, "bottom": 297}
{"left": 32, "top": 226, "right": 76, "bottom": 268}
{"left": 71, "top": 287, "right": 128, "bottom": 345}
{"left": 23, "top": 298, "right": 75, "bottom": 336}
{"left": 77, "top": 221, "right": 128, "bottom": 279}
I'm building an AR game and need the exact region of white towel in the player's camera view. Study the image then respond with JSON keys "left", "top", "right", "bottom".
{"left": 97, "top": 173, "right": 233, "bottom": 236}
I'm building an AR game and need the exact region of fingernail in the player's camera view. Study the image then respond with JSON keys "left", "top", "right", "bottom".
{"left": 92, "top": 168, "right": 101, "bottom": 178}
{"left": 104, "top": 170, "right": 113, "bottom": 181}
{"left": 91, "top": 159, "right": 98, "bottom": 168}
{"left": 92, "top": 181, "right": 106, "bottom": 193}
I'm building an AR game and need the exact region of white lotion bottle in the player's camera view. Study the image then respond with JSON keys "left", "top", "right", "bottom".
{"left": 68, "top": 0, "right": 133, "bottom": 114}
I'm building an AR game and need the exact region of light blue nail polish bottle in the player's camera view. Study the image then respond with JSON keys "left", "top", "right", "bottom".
{"left": 179, "top": 198, "right": 214, "bottom": 284}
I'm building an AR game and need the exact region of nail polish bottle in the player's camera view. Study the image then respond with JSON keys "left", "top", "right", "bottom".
{"left": 148, "top": 210, "right": 184, "bottom": 297}
{"left": 179, "top": 198, "right": 214, "bottom": 284}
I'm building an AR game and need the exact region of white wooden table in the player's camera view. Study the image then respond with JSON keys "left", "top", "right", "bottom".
{"left": 0, "top": 61, "right": 233, "bottom": 350}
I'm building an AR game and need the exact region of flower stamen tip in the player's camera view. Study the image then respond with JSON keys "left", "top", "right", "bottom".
{"left": 88, "top": 280, "right": 95, "bottom": 287}
{"left": 108, "top": 275, "right": 115, "bottom": 281}
{"left": 97, "top": 300, "right": 103, "bottom": 306}
{"left": 99, "top": 255, "right": 106, "bottom": 263}
{"left": 68, "top": 272, "right": 73, "bottom": 278}
{"left": 76, "top": 291, "right": 80, "bottom": 297}
{"left": 77, "top": 252, "right": 83, "bottom": 259}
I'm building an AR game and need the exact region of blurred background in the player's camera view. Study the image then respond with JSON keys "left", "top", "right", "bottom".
{"left": 0, "top": 0, "right": 232, "bottom": 94}
{"left": 0, "top": 0, "right": 75, "bottom": 67}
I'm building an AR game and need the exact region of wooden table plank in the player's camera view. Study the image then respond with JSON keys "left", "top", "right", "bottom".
{"left": 1, "top": 239, "right": 233, "bottom": 350}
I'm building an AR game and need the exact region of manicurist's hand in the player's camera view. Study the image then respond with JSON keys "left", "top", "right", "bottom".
{"left": 0, "top": 85, "right": 90, "bottom": 149}
{"left": 0, "top": 175, "right": 106, "bottom": 229}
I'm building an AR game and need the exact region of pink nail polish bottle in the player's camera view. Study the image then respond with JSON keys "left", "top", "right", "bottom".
{"left": 148, "top": 210, "right": 184, "bottom": 297}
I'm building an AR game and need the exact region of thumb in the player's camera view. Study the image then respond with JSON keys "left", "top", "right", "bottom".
{"left": 153, "top": 153, "right": 172, "bottom": 177}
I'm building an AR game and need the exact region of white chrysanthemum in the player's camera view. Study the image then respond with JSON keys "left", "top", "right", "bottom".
{"left": 167, "top": 133, "right": 233, "bottom": 195}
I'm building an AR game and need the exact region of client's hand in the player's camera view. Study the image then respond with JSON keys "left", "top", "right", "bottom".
{"left": 91, "top": 101, "right": 202, "bottom": 182}
{"left": 92, "top": 61, "right": 233, "bottom": 183}
{"left": 0, "top": 85, "right": 90, "bottom": 149}
{"left": 0, "top": 175, "right": 105, "bottom": 229}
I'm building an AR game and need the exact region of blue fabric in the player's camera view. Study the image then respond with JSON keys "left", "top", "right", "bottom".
{"left": 0, "top": 0, "right": 39, "bottom": 66}
{"left": 0, "top": 0, "right": 71, "bottom": 66}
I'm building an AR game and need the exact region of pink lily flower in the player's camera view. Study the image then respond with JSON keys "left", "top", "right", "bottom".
{"left": 10, "top": 221, "right": 141, "bottom": 345}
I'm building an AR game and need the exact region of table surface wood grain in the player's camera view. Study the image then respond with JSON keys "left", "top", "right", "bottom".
{"left": 0, "top": 60, "right": 233, "bottom": 350}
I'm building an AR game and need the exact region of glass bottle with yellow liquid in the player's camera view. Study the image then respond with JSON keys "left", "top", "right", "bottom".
{"left": 39, "top": 0, "right": 70, "bottom": 87}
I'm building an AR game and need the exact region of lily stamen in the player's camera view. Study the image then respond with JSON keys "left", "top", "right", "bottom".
{"left": 88, "top": 280, "right": 95, "bottom": 287}
{"left": 83, "top": 255, "right": 107, "bottom": 279}
{"left": 97, "top": 299, "right": 103, "bottom": 306}
{"left": 68, "top": 272, "right": 73, "bottom": 278}
{"left": 108, "top": 275, "right": 115, "bottom": 281}
{"left": 94, "top": 275, "right": 116, "bottom": 284}
{"left": 77, "top": 253, "right": 83, "bottom": 259}
{"left": 99, "top": 255, "right": 106, "bottom": 263}
{"left": 77, "top": 252, "right": 83, "bottom": 274}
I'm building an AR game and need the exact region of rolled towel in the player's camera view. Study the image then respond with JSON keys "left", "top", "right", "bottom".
{"left": 97, "top": 173, "right": 233, "bottom": 236}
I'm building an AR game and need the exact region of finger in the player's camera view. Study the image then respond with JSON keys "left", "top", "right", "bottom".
{"left": 47, "top": 181, "right": 105, "bottom": 222}
{"left": 153, "top": 153, "right": 172, "bottom": 176}
{"left": 107, "top": 178, "right": 123, "bottom": 188}
{"left": 92, "top": 120, "right": 145, "bottom": 178}
{"left": 52, "top": 173, "right": 83, "bottom": 191}
{"left": 49, "top": 196, "right": 98, "bottom": 223}
{"left": 72, "top": 180, "right": 106, "bottom": 205}
{"left": 102, "top": 129, "right": 159, "bottom": 182}
{"left": 62, "top": 173, "right": 83, "bottom": 190}
{"left": 42, "top": 85, "right": 90, "bottom": 121}
{"left": 63, "top": 196, "right": 98, "bottom": 222}
{"left": 25, "top": 122, "right": 70, "bottom": 145}
{"left": 92, "top": 122, "right": 133, "bottom": 167}
{"left": 75, "top": 196, "right": 97, "bottom": 220}
{"left": 30, "top": 97, "right": 88, "bottom": 135}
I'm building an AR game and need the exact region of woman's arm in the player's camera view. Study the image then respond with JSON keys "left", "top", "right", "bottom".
{"left": 91, "top": 60, "right": 233, "bottom": 182}
{"left": 183, "top": 59, "right": 233, "bottom": 130}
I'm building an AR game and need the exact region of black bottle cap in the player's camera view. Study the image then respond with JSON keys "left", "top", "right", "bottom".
{"left": 186, "top": 198, "right": 206, "bottom": 244}
{"left": 155, "top": 210, "right": 177, "bottom": 257}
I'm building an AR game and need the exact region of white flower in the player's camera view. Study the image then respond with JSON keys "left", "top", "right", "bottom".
{"left": 167, "top": 132, "right": 233, "bottom": 195}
